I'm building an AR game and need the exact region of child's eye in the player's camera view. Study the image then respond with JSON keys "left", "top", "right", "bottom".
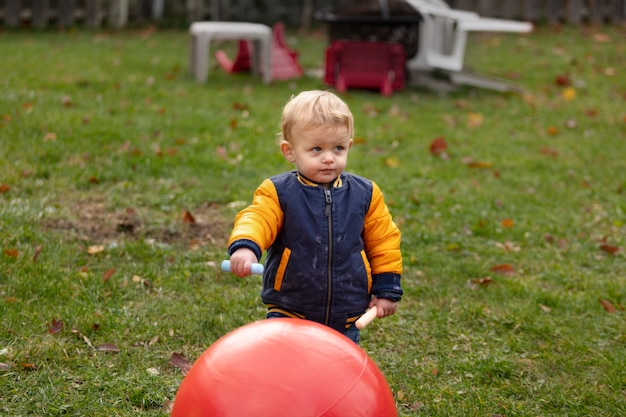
{"left": 311, "top": 147, "right": 321, "bottom": 152}
{"left": 335, "top": 146, "right": 345, "bottom": 151}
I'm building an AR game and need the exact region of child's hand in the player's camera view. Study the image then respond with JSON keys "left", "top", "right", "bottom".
{"left": 228, "top": 248, "right": 259, "bottom": 277}
{"left": 369, "top": 297, "right": 398, "bottom": 318}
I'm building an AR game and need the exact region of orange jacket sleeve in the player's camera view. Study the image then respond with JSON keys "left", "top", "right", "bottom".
{"left": 363, "top": 181, "right": 403, "bottom": 276}
{"left": 228, "top": 179, "right": 284, "bottom": 259}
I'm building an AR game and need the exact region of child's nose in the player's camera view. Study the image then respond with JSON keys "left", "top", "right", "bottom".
{"left": 321, "top": 152, "right": 333, "bottom": 163}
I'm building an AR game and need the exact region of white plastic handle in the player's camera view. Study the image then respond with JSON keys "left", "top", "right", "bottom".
{"left": 355, "top": 306, "right": 378, "bottom": 330}
{"left": 221, "top": 260, "right": 264, "bottom": 275}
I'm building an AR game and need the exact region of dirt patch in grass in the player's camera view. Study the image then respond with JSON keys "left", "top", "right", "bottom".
{"left": 41, "top": 194, "right": 232, "bottom": 250}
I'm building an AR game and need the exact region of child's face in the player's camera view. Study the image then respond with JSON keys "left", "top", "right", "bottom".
{"left": 281, "top": 124, "right": 353, "bottom": 184}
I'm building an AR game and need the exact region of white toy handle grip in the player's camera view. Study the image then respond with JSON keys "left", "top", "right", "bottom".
{"left": 355, "top": 306, "right": 378, "bottom": 330}
{"left": 221, "top": 260, "right": 264, "bottom": 275}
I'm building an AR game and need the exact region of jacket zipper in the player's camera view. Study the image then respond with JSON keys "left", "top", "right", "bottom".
{"left": 324, "top": 188, "right": 333, "bottom": 325}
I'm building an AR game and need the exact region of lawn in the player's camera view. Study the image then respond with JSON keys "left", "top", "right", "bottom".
{"left": 1, "top": 23, "right": 625, "bottom": 416}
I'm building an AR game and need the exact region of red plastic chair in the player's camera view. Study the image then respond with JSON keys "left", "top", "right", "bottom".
{"left": 215, "top": 23, "right": 303, "bottom": 81}
{"left": 215, "top": 39, "right": 252, "bottom": 73}
{"left": 272, "top": 22, "right": 299, "bottom": 61}
{"left": 324, "top": 40, "right": 406, "bottom": 96}
{"left": 270, "top": 23, "right": 303, "bottom": 80}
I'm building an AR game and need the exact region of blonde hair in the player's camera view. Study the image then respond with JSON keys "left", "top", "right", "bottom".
{"left": 278, "top": 90, "right": 354, "bottom": 143}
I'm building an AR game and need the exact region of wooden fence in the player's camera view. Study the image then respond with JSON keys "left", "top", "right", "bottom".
{"left": 0, "top": 0, "right": 624, "bottom": 29}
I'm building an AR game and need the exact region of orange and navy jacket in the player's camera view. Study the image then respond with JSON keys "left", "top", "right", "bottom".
{"left": 228, "top": 171, "right": 403, "bottom": 332}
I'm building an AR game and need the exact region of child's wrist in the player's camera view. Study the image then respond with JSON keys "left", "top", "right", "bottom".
{"left": 374, "top": 292, "right": 402, "bottom": 302}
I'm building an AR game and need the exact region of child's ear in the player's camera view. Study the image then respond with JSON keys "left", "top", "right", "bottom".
{"left": 280, "top": 141, "right": 295, "bottom": 162}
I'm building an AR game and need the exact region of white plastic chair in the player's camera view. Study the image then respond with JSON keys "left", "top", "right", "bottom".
{"left": 404, "top": 0, "right": 533, "bottom": 73}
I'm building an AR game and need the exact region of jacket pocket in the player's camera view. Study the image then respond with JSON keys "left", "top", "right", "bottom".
{"left": 360, "top": 250, "right": 372, "bottom": 293}
{"left": 274, "top": 247, "right": 292, "bottom": 291}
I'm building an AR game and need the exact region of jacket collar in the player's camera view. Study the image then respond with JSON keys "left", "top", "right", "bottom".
{"left": 296, "top": 172, "right": 343, "bottom": 188}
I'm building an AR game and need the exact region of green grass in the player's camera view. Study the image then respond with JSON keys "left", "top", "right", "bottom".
{"left": 1, "top": 24, "right": 625, "bottom": 416}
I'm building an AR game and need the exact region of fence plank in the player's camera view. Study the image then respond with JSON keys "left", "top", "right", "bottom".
{"left": 109, "top": 0, "right": 129, "bottom": 28}
{"left": 453, "top": 0, "right": 476, "bottom": 12}
{"left": 31, "top": 0, "right": 49, "bottom": 28}
{"left": 186, "top": 0, "right": 205, "bottom": 22}
{"left": 609, "top": 0, "right": 626, "bottom": 23}
{"left": 477, "top": 0, "right": 495, "bottom": 16}
{"left": 546, "top": 0, "right": 562, "bottom": 23}
{"left": 567, "top": 0, "right": 584, "bottom": 23}
{"left": 521, "top": 0, "right": 540, "bottom": 21}
{"left": 85, "top": 0, "right": 103, "bottom": 28}
{"left": 500, "top": 0, "right": 520, "bottom": 19}
{"left": 5, "top": 0, "right": 22, "bottom": 27}
{"left": 58, "top": 0, "right": 76, "bottom": 27}
{"left": 2, "top": 0, "right": 626, "bottom": 27}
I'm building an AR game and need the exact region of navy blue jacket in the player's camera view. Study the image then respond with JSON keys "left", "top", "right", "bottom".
{"left": 228, "top": 171, "right": 403, "bottom": 332}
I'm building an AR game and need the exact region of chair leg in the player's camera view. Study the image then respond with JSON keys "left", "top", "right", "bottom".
{"left": 336, "top": 73, "right": 347, "bottom": 93}
{"left": 381, "top": 72, "right": 393, "bottom": 97}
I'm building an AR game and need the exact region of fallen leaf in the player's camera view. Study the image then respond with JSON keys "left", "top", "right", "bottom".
{"left": 0, "top": 184, "right": 10, "bottom": 193}
{"left": 429, "top": 137, "right": 448, "bottom": 158}
{"left": 489, "top": 264, "right": 516, "bottom": 275}
{"left": 470, "top": 277, "right": 494, "bottom": 285}
{"left": 182, "top": 210, "right": 196, "bottom": 223}
{"left": 501, "top": 218, "right": 514, "bottom": 228}
{"left": 546, "top": 126, "right": 559, "bottom": 136}
{"left": 384, "top": 157, "right": 400, "bottom": 168}
{"left": 4, "top": 249, "right": 19, "bottom": 258}
{"left": 102, "top": 268, "right": 116, "bottom": 282}
{"left": 61, "top": 95, "right": 73, "bottom": 107}
{"left": 445, "top": 242, "right": 461, "bottom": 252}
{"left": 43, "top": 132, "right": 57, "bottom": 141}
{"left": 71, "top": 328, "right": 95, "bottom": 349}
{"left": 495, "top": 241, "right": 521, "bottom": 252}
{"left": 215, "top": 146, "right": 228, "bottom": 160}
{"left": 467, "top": 160, "right": 493, "bottom": 169}
{"left": 47, "top": 317, "right": 64, "bottom": 334}
{"left": 162, "top": 400, "right": 174, "bottom": 413}
{"left": 169, "top": 352, "right": 192, "bottom": 375}
{"left": 599, "top": 299, "right": 615, "bottom": 313}
{"left": 540, "top": 304, "right": 552, "bottom": 313}
{"left": 32, "top": 245, "right": 43, "bottom": 262}
{"left": 96, "top": 343, "right": 120, "bottom": 353}
{"left": 540, "top": 147, "right": 559, "bottom": 157}
{"left": 362, "top": 103, "right": 380, "bottom": 117}
{"left": 562, "top": 87, "right": 576, "bottom": 100}
{"left": 229, "top": 118, "right": 238, "bottom": 130}
{"left": 87, "top": 245, "right": 105, "bottom": 255}
{"left": 467, "top": 112, "right": 483, "bottom": 128}
{"left": 554, "top": 74, "right": 571, "bottom": 86}
{"left": 599, "top": 244, "right": 619, "bottom": 255}
{"left": 593, "top": 32, "right": 610, "bottom": 43}
{"left": 21, "top": 362, "right": 36, "bottom": 370}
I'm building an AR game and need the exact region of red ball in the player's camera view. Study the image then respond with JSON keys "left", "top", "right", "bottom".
{"left": 171, "top": 318, "right": 397, "bottom": 416}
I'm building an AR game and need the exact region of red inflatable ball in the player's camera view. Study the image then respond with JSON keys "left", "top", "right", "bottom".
{"left": 170, "top": 318, "right": 397, "bottom": 416}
